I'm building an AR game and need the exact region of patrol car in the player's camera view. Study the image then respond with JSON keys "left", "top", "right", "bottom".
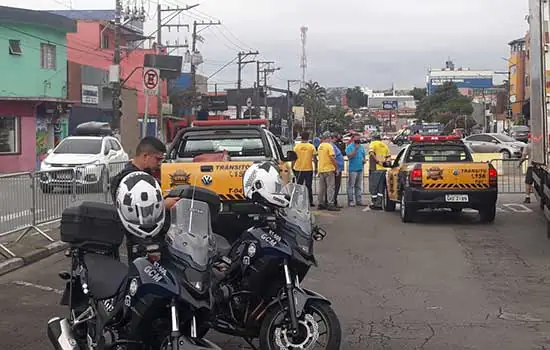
{"left": 381, "top": 135, "right": 498, "bottom": 223}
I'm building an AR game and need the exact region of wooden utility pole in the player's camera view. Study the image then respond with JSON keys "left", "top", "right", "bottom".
{"left": 191, "top": 20, "right": 221, "bottom": 96}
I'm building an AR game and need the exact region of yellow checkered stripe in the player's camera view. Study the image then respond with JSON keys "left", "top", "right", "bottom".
{"left": 219, "top": 193, "right": 246, "bottom": 201}
{"left": 423, "top": 183, "right": 489, "bottom": 189}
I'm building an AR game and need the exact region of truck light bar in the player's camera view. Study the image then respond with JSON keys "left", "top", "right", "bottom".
{"left": 192, "top": 119, "right": 269, "bottom": 127}
{"left": 408, "top": 135, "right": 461, "bottom": 142}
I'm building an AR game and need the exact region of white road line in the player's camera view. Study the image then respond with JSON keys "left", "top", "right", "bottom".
{"left": 12, "top": 280, "right": 63, "bottom": 294}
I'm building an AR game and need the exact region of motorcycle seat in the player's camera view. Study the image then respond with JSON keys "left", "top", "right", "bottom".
{"left": 83, "top": 253, "right": 128, "bottom": 300}
{"left": 213, "top": 233, "right": 232, "bottom": 257}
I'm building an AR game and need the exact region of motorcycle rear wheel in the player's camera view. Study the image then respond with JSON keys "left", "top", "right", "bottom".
{"left": 259, "top": 300, "right": 341, "bottom": 350}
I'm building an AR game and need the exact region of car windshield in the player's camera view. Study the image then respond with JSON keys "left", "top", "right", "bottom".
{"left": 54, "top": 139, "right": 102, "bottom": 154}
{"left": 165, "top": 198, "right": 213, "bottom": 271}
{"left": 407, "top": 145, "right": 473, "bottom": 162}
{"left": 180, "top": 137, "right": 265, "bottom": 157}
{"left": 511, "top": 126, "right": 529, "bottom": 132}
{"left": 493, "top": 134, "right": 517, "bottom": 143}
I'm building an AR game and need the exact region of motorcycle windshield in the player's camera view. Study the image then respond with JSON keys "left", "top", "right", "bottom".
{"left": 165, "top": 198, "right": 214, "bottom": 271}
{"left": 282, "top": 183, "right": 312, "bottom": 237}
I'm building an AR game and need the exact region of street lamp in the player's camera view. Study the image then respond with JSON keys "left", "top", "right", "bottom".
{"left": 287, "top": 79, "right": 301, "bottom": 142}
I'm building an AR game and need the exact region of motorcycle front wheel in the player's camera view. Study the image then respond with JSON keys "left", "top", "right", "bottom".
{"left": 259, "top": 300, "right": 341, "bottom": 350}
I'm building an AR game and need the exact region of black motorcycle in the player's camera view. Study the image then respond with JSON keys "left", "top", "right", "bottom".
{"left": 47, "top": 196, "right": 221, "bottom": 350}
{"left": 209, "top": 183, "right": 342, "bottom": 349}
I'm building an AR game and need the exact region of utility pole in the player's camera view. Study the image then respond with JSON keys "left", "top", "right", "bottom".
{"left": 287, "top": 79, "right": 300, "bottom": 141}
{"left": 155, "top": 4, "right": 197, "bottom": 140}
{"left": 237, "top": 51, "right": 258, "bottom": 118}
{"left": 259, "top": 63, "right": 280, "bottom": 119}
{"left": 191, "top": 20, "right": 220, "bottom": 95}
{"left": 111, "top": 0, "right": 122, "bottom": 127}
{"left": 256, "top": 60, "right": 273, "bottom": 117}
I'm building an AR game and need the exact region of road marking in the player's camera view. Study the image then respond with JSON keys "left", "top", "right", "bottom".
{"left": 12, "top": 280, "right": 63, "bottom": 294}
{"left": 502, "top": 203, "right": 533, "bottom": 213}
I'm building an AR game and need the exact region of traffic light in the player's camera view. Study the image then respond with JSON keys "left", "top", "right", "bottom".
{"left": 112, "top": 96, "right": 123, "bottom": 119}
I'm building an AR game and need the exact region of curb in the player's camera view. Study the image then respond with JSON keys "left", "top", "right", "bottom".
{"left": 0, "top": 240, "right": 68, "bottom": 276}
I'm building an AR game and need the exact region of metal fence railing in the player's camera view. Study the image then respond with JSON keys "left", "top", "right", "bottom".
{"left": 0, "top": 161, "right": 129, "bottom": 259}
{"left": 489, "top": 158, "right": 527, "bottom": 194}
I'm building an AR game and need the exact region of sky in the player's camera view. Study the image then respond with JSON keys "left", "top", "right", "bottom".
{"left": 6, "top": 0, "right": 529, "bottom": 91}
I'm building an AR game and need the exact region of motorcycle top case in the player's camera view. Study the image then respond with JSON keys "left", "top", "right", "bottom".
{"left": 60, "top": 201, "right": 124, "bottom": 247}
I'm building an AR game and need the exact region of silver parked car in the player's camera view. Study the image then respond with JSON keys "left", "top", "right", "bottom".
{"left": 463, "top": 133, "right": 525, "bottom": 158}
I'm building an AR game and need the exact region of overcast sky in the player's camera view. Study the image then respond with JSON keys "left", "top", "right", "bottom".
{"left": 7, "top": 0, "right": 529, "bottom": 91}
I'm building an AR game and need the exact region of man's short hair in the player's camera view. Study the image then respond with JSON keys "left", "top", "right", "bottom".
{"left": 136, "top": 136, "right": 166, "bottom": 156}
{"left": 301, "top": 131, "right": 310, "bottom": 141}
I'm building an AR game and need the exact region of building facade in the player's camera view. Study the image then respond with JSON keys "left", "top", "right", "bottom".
{"left": 427, "top": 60, "right": 494, "bottom": 96}
{"left": 50, "top": 10, "right": 168, "bottom": 137}
{"left": 0, "top": 6, "right": 76, "bottom": 173}
{"left": 508, "top": 37, "right": 528, "bottom": 117}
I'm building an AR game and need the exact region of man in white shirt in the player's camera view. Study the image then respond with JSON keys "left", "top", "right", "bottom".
{"left": 521, "top": 141, "right": 533, "bottom": 204}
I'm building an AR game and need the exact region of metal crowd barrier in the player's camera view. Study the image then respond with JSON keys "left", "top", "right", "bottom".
{"left": 0, "top": 161, "right": 129, "bottom": 258}
{"left": 489, "top": 158, "right": 527, "bottom": 194}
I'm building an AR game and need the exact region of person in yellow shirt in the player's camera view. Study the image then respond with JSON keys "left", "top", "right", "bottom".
{"left": 293, "top": 131, "right": 316, "bottom": 206}
{"left": 317, "top": 131, "right": 339, "bottom": 211}
{"left": 368, "top": 133, "right": 391, "bottom": 209}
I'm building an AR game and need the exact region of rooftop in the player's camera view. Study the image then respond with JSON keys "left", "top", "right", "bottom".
{"left": 0, "top": 6, "right": 76, "bottom": 33}
{"left": 48, "top": 9, "right": 145, "bottom": 37}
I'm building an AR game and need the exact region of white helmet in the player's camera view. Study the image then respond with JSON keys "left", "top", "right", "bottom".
{"left": 243, "top": 162, "right": 290, "bottom": 208}
{"left": 116, "top": 171, "right": 165, "bottom": 238}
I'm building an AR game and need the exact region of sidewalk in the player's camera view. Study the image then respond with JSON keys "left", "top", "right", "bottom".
{"left": 0, "top": 222, "right": 66, "bottom": 276}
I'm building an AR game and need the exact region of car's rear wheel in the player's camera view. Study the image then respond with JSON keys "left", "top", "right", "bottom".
{"left": 479, "top": 204, "right": 496, "bottom": 223}
{"left": 400, "top": 196, "right": 415, "bottom": 223}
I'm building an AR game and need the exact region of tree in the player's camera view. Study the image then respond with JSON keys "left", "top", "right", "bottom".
{"left": 345, "top": 86, "right": 367, "bottom": 110}
{"left": 415, "top": 82, "right": 473, "bottom": 124}
{"left": 409, "top": 87, "right": 427, "bottom": 101}
{"left": 298, "top": 81, "right": 327, "bottom": 135}
{"left": 318, "top": 106, "right": 352, "bottom": 134}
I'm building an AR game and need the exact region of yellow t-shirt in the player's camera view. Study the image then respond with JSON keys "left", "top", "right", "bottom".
{"left": 317, "top": 142, "right": 336, "bottom": 173}
{"left": 293, "top": 143, "right": 316, "bottom": 171}
{"left": 369, "top": 140, "right": 390, "bottom": 170}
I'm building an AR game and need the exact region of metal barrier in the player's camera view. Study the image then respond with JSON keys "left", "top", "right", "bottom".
{"left": 0, "top": 161, "right": 129, "bottom": 259}
{"left": 489, "top": 158, "right": 527, "bottom": 194}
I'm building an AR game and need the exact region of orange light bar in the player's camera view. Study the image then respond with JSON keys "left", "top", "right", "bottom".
{"left": 192, "top": 119, "right": 269, "bottom": 127}
{"left": 408, "top": 135, "right": 461, "bottom": 142}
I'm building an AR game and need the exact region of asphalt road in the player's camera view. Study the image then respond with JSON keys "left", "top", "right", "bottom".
{"left": 1, "top": 194, "right": 550, "bottom": 349}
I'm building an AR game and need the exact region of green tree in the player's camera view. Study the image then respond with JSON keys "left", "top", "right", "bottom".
{"left": 415, "top": 82, "right": 473, "bottom": 124}
{"left": 409, "top": 87, "right": 427, "bottom": 101}
{"left": 345, "top": 86, "right": 367, "bottom": 109}
{"left": 298, "top": 81, "right": 327, "bottom": 135}
{"left": 319, "top": 106, "right": 352, "bottom": 134}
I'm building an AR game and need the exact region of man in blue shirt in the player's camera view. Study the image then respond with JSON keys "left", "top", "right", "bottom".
{"left": 345, "top": 133, "right": 366, "bottom": 206}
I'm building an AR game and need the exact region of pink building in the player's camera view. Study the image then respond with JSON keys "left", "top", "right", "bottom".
{"left": 50, "top": 10, "right": 168, "bottom": 119}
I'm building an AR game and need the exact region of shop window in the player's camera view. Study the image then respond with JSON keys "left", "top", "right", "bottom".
{"left": 0, "top": 116, "right": 20, "bottom": 154}
{"left": 8, "top": 40, "right": 22, "bottom": 55}
{"left": 101, "top": 34, "right": 109, "bottom": 49}
{"left": 40, "top": 43, "right": 56, "bottom": 70}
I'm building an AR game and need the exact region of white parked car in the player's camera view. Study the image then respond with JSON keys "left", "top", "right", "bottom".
{"left": 39, "top": 136, "right": 129, "bottom": 193}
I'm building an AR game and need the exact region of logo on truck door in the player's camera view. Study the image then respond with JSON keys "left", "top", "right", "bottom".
{"left": 426, "top": 167, "right": 443, "bottom": 180}
{"left": 169, "top": 169, "right": 191, "bottom": 187}
{"left": 201, "top": 175, "right": 213, "bottom": 185}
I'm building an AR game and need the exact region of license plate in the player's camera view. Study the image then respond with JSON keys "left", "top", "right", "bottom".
{"left": 445, "top": 194, "right": 469, "bottom": 202}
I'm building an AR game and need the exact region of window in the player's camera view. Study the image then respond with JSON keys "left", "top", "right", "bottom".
{"left": 465, "top": 135, "right": 484, "bottom": 142}
{"left": 0, "top": 116, "right": 20, "bottom": 154}
{"left": 8, "top": 40, "right": 22, "bottom": 55}
{"left": 179, "top": 137, "right": 266, "bottom": 158}
{"left": 54, "top": 138, "right": 102, "bottom": 154}
{"left": 101, "top": 35, "right": 109, "bottom": 49}
{"left": 40, "top": 43, "right": 56, "bottom": 69}
{"left": 109, "top": 139, "right": 121, "bottom": 151}
{"left": 493, "top": 134, "right": 517, "bottom": 143}
{"left": 407, "top": 145, "right": 472, "bottom": 163}
{"left": 103, "top": 140, "right": 112, "bottom": 154}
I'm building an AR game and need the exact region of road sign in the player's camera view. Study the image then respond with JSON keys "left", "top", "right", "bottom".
{"left": 246, "top": 97, "right": 252, "bottom": 108}
{"left": 143, "top": 67, "right": 160, "bottom": 95}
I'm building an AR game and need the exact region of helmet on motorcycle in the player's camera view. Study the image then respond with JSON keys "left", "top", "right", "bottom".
{"left": 243, "top": 162, "right": 290, "bottom": 208}
{"left": 115, "top": 171, "right": 165, "bottom": 238}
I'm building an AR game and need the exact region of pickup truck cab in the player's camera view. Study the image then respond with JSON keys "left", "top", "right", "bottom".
{"left": 161, "top": 119, "right": 297, "bottom": 240}
{"left": 382, "top": 135, "right": 498, "bottom": 223}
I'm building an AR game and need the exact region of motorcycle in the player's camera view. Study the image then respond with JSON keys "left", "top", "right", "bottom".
{"left": 208, "top": 183, "right": 342, "bottom": 349}
{"left": 47, "top": 196, "right": 221, "bottom": 350}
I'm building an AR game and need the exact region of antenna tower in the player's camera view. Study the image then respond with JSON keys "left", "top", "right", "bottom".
{"left": 300, "top": 26, "right": 308, "bottom": 87}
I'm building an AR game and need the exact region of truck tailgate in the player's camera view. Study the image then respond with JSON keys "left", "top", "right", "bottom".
{"left": 421, "top": 163, "right": 490, "bottom": 190}
{"left": 160, "top": 161, "right": 252, "bottom": 200}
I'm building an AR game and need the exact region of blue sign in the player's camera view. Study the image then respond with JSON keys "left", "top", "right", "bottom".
{"left": 428, "top": 77, "right": 493, "bottom": 94}
{"left": 382, "top": 101, "right": 398, "bottom": 110}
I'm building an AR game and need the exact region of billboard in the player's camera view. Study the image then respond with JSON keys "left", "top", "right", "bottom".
{"left": 428, "top": 77, "right": 493, "bottom": 94}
